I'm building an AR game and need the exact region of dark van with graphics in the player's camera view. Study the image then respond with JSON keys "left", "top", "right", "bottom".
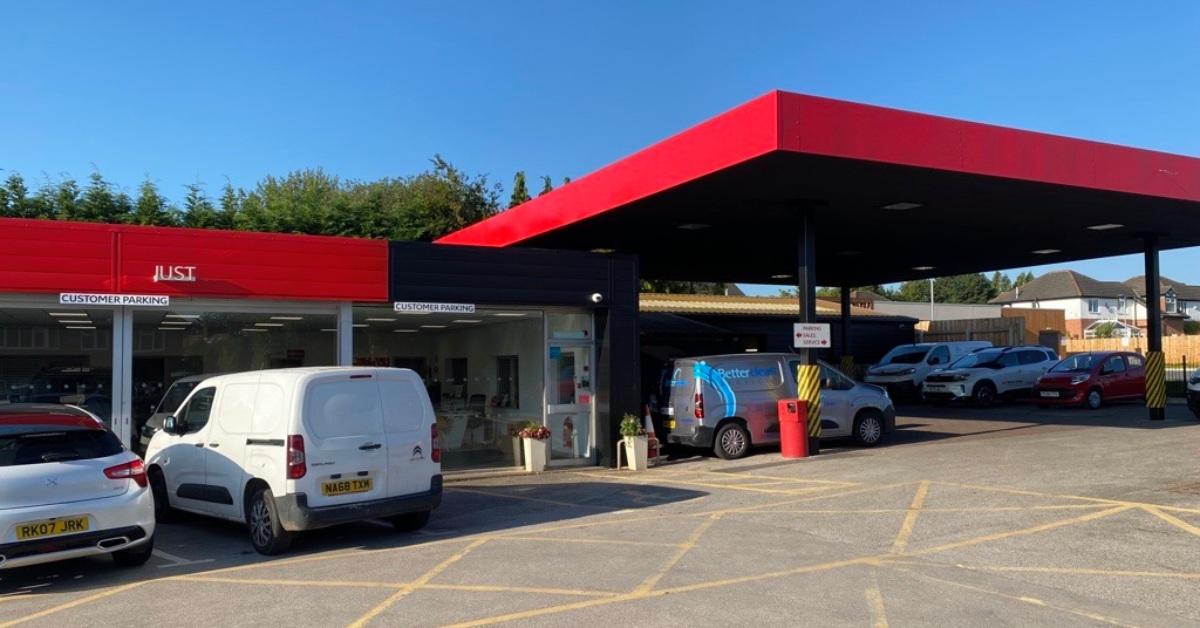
{"left": 661, "top": 353, "right": 895, "bottom": 459}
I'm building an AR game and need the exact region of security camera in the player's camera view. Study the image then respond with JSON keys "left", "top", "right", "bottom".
{"left": 590, "top": 293, "right": 604, "bottom": 304}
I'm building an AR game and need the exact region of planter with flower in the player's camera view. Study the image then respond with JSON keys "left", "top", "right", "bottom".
{"left": 619, "top": 414, "right": 649, "bottom": 471}
{"left": 518, "top": 422, "right": 551, "bottom": 472}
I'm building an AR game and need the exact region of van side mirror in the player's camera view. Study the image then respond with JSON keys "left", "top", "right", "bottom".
{"left": 928, "top": 357, "right": 942, "bottom": 365}
{"left": 163, "top": 416, "right": 178, "bottom": 434}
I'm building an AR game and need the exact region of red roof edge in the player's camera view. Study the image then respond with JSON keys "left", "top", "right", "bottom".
{"left": 437, "top": 91, "right": 783, "bottom": 247}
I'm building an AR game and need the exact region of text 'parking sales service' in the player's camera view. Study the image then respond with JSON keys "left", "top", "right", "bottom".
{"left": 793, "top": 322, "right": 831, "bottom": 348}
{"left": 393, "top": 301, "right": 475, "bottom": 314}
{"left": 60, "top": 293, "right": 170, "bottom": 306}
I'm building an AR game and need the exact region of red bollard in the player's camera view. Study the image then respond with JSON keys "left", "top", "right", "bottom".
{"left": 778, "top": 399, "right": 809, "bottom": 458}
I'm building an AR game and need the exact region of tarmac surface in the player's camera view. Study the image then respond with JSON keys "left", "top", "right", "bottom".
{"left": 2, "top": 401, "right": 1199, "bottom": 627}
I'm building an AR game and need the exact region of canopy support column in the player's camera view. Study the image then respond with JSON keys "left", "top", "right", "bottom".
{"left": 1144, "top": 236, "right": 1166, "bottom": 421}
{"left": 840, "top": 287, "right": 854, "bottom": 377}
{"left": 797, "top": 209, "right": 821, "bottom": 453}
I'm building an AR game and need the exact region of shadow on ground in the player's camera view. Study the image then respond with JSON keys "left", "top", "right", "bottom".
{"left": 0, "top": 481, "right": 705, "bottom": 597}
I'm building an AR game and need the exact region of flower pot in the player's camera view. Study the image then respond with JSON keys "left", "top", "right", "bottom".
{"left": 523, "top": 437, "right": 549, "bottom": 473}
{"left": 625, "top": 435, "right": 649, "bottom": 471}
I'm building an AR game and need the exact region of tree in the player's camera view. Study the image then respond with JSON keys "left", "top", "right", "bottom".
{"left": 935, "top": 273, "right": 996, "bottom": 304}
{"left": 217, "top": 182, "right": 242, "bottom": 229}
{"left": 538, "top": 175, "right": 553, "bottom": 197}
{"left": 2, "top": 173, "right": 30, "bottom": 217}
{"left": 181, "top": 182, "right": 220, "bottom": 228}
{"left": 52, "top": 178, "right": 82, "bottom": 221}
{"left": 990, "top": 271, "right": 1013, "bottom": 295}
{"left": 562, "top": 176, "right": 571, "bottom": 185}
{"left": 640, "top": 280, "right": 734, "bottom": 295}
{"left": 133, "top": 178, "right": 175, "bottom": 226}
{"left": 79, "top": 171, "right": 132, "bottom": 223}
{"left": 1091, "top": 322, "right": 1117, "bottom": 338}
{"left": 894, "top": 279, "right": 933, "bottom": 302}
{"left": 1015, "top": 271, "right": 1036, "bottom": 287}
{"left": 509, "top": 171, "right": 531, "bottom": 208}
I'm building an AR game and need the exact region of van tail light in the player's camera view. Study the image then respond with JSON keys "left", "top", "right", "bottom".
{"left": 105, "top": 458, "right": 148, "bottom": 488}
{"left": 430, "top": 423, "right": 441, "bottom": 464}
{"left": 694, "top": 390, "right": 705, "bottom": 420}
{"left": 286, "top": 435, "right": 307, "bottom": 479}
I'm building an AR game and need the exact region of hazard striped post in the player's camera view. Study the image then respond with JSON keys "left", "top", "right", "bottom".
{"left": 1145, "top": 351, "right": 1167, "bottom": 416}
{"left": 797, "top": 363, "right": 822, "bottom": 454}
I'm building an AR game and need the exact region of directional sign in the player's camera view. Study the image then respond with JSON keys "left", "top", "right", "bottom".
{"left": 793, "top": 322, "right": 831, "bottom": 348}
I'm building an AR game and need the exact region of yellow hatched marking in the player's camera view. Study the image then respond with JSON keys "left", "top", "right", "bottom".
{"left": 890, "top": 480, "right": 930, "bottom": 554}
{"left": 865, "top": 569, "right": 889, "bottom": 628}
{"left": 347, "top": 537, "right": 488, "bottom": 628}
{"left": 496, "top": 536, "right": 681, "bottom": 548}
{"left": 907, "top": 505, "right": 1134, "bottom": 557}
{"left": 1142, "top": 505, "right": 1200, "bottom": 538}
{"left": 0, "top": 581, "right": 147, "bottom": 628}
{"left": 901, "top": 563, "right": 1200, "bottom": 580}
{"left": 634, "top": 514, "right": 720, "bottom": 593}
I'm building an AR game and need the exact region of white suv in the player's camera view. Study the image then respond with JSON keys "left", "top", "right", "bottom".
{"left": 1, "top": 405, "right": 155, "bottom": 570}
{"left": 921, "top": 346, "right": 1059, "bottom": 406}
{"left": 146, "top": 367, "right": 442, "bottom": 554}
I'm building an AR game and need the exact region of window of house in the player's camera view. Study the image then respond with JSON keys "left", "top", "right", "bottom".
{"left": 1087, "top": 299, "right": 1100, "bottom": 314}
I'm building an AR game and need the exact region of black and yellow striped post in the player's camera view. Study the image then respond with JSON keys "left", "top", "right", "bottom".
{"left": 1146, "top": 351, "right": 1167, "bottom": 420}
{"left": 797, "top": 363, "right": 822, "bottom": 454}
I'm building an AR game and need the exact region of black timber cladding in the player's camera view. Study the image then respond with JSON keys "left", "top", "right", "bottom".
{"left": 388, "top": 241, "right": 641, "bottom": 467}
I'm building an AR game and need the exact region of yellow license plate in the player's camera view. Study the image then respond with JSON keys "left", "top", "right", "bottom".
{"left": 16, "top": 516, "right": 89, "bottom": 540}
{"left": 321, "top": 478, "right": 372, "bottom": 496}
{"left": 665, "top": 419, "right": 675, "bottom": 429}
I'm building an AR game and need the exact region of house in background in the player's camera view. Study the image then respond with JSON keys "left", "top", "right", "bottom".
{"left": 990, "top": 270, "right": 1191, "bottom": 338}
{"left": 1122, "top": 275, "right": 1200, "bottom": 323}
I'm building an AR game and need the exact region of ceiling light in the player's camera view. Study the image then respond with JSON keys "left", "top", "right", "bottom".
{"left": 912, "top": 266, "right": 936, "bottom": 271}
{"left": 493, "top": 312, "right": 527, "bottom": 317}
{"left": 160, "top": 321, "right": 191, "bottom": 325}
{"left": 320, "top": 328, "right": 337, "bottom": 332}
{"left": 164, "top": 314, "right": 201, "bottom": 319}
{"left": 452, "top": 319, "right": 482, "bottom": 323}
{"left": 677, "top": 223, "right": 711, "bottom": 230}
{"left": 352, "top": 324, "right": 368, "bottom": 328}
{"left": 590, "top": 248, "right": 616, "bottom": 254}
{"left": 49, "top": 312, "right": 89, "bottom": 317}
{"left": 1031, "top": 249, "right": 1061, "bottom": 255}
{"left": 158, "top": 326, "right": 185, "bottom": 331}
{"left": 394, "top": 329, "right": 419, "bottom": 333}
{"left": 241, "top": 328, "right": 268, "bottom": 333}
{"left": 365, "top": 318, "right": 397, "bottom": 322}
{"left": 65, "top": 325, "right": 97, "bottom": 330}
{"left": 254, "top": 322, "right": 284, "bottom": 327}
{"left": 883, "top": 202, "right": 922, "bottom": 211}
{"left": 270, "top": 316, "right": 303, "bottom": 321}
{"left": 770, "top": 274, "right": 793, "bottom": 279}
{"left": 421, "top": 325, "right": 447, "bottom": 329}
{"left": 1087, "top": 223, "right": 1124, "bottom": 231}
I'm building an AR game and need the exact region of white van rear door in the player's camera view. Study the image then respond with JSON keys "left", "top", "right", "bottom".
{"left": 379, "top": 370, "right": 437, "bottom": 498}
{"left": 298, "top": 374, "right": 388, "bottom": 507}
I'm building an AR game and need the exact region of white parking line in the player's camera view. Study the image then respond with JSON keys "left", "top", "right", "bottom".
{"left": 152, "top": 549, "right": 215, "bottom": 569}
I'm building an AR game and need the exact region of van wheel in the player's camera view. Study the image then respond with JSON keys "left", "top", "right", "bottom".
{"left": 713, "top": 423, "right": 750, "bottom": 460}
{"left": 247, "top": 486, "right": 293, "bottom": 555}
{"left": 853, "top": 410, "right": 884, "bottom": 447}
{"left": 387, "top": 511, "right": 431, "bottom": 532}
{"left": 1085, "top": 388, "right": 1103, "bottom": 410}
{"left": 111, "top": 534, "right": 154, "bottom": 567}
{"left": 149, "top": 468, "right": 176, "bottom": 523}
{"left": 973, "top": 382, "right": 997, "bottom": 407}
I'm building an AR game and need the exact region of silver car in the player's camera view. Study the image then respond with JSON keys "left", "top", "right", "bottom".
{"left": 661, "top": 353, "right": 895, "bottom": 459}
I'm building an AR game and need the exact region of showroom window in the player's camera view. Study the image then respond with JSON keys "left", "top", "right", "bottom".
{"left": 130, "top": 304, "right": 336, "bottom": 443}
{"left": 0, "top": 307, "right": 115, "bottom": 426}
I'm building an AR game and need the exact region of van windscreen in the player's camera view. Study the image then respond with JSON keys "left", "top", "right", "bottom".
{"left": 879, "top": 346, "right": 930, "bottom": 365}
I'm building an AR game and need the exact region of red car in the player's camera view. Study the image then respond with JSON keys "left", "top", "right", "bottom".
{"left": 1033, "top": 351, "right": 1146, "bottom": 409}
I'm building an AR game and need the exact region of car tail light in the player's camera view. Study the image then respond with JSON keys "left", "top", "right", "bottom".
{"left": 431, "top": 423, "right": 441, "bottom": 463}
{"left": 104, "top": 458, "right": 148, "bottom": 488}
{"left": 694, "top": 390, "right": 705, "bottom": 420}
{"left": 287, "top": 435, "right": 307, "bottom": 479}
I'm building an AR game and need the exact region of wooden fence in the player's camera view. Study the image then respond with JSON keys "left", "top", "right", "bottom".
{"left": 916, "top": 317, "right": 1024, "bottom": 346}
{"left": 1063, "top": 336, "right": 1200, "bottom": 366}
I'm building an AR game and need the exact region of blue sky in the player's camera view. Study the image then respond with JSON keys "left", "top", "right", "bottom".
{"left": 2, "top": 1, "right": 1198, "bottom": 292}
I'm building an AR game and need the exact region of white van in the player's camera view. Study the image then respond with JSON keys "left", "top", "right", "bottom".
{"left": 864, "top": 341, "right": 992, "bottom": 400}
{"left": 145, "top": 367, "right": 441, "bottom": 554}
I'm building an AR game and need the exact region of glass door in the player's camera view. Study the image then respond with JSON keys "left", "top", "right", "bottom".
{"left": 545, "top": 342, "right": 593, "bottom": 463}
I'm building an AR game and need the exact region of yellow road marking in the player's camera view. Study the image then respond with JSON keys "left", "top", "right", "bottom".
{"left": 890, "top": 481, "right": 930, "bottom": 553}
{"left": 448, "top": 487, "right": 613, "bottom": 510}
{"left": 917, "top": 563, "right": 1200, "bottom": 580}
{"left": 496, "top": 536, "right": 680, "bottom": 548}
{"left": 175, "top": 575, "right": 399, "bottom": 588}
{"left": 728, "top": 504, "right": 1110, "bottom": 515}
{"left": 935, "top": 480, "right": 1200, "bottom": 515}
{"left": 908, "top": 505, "right": 1134, "bottom": 557}
{"left": 347, "top": 537, "right": 488, "bottom": 628}
{"left": 1142, "top": 505, "right": 1200, "bottom": 538}
{"left": 701, "top": 481, "right": 916, "bottom": 516}
{"left": 886, "top": 564, "right": 1138, "bottom": 627}
{"left": 865, "top": 570, "right": 889, "bottom": 628}
{"left": 0, "top": 581, "right": 147, "bottom": 628}
{"left": 422, "top": 584, "right": 618, "bottom": 597}
{"left": 634, "top": 514, "right": 720, "bottom": 593}
{"left": 584, "top": 472, "right": 837, "bottom": 495}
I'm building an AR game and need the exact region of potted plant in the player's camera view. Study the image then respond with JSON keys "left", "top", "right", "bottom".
{"left": 619, "top": 414, "right": 649, "bottom": 471}
{"left": 517, "top": 421, "right": 551, "bottom": 472}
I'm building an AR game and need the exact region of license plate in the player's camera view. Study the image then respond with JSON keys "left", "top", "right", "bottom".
{"left": 664, "top": 419, "right": 676, "bottom": 429}
{"left": 15, "top": 516, "right": 89, "bottom": 540}
{"left": 321, "top": 478, "right": 372, "bottom": 497}
{"left": 1039, "top": 391, "right": 1059, "bottom": 398}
